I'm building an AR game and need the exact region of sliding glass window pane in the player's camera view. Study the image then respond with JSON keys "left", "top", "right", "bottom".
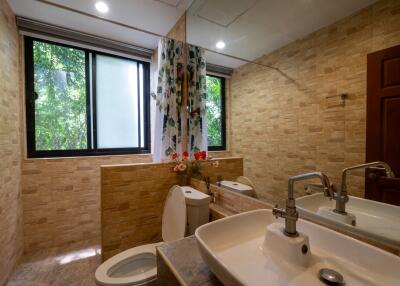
{"left": 33, "top": 40, "right": 87, "bottom": 150}
{"left": 96, "top": 55, "right": 139, "bottom": 148}
{"left": 139, "top": 64, "right": 145, "bottom": 148}
{"left": 206, "top": 75, "right": 223, "bottom": 147}
{"left": 89, "top": 53, "right": 94, "bottom": 149}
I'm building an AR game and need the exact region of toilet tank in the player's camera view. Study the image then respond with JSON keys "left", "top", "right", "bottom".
{"left": 219, "top": 180, "right": 255, "bottom": 197}
{"left": 182, "top": 186, "right": 210, "bottom": 235}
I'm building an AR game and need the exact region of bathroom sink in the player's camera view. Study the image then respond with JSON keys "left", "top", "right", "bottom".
{"left": 296, "top": 193, "right": 400, "bottom": 250}
{"left": 195, "top": 209, "right": 400, "bottom": 286}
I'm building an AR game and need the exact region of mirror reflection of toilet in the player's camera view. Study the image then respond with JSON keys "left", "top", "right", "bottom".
{"left": 219, "top": 176, "right": 258, "bottom": 198}
{"left": 95, "top": 186, "right": 210, "bottom": 285}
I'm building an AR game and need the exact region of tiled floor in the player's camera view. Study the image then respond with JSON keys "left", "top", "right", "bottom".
{"left": 6, "top": 244, "right": 101, "bottom": 286}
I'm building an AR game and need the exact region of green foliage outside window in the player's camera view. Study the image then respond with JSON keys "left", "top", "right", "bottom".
{"left": 32, "top": 41, "right": 223, "bottom": 152}
{"left": 33, "top": 41, "right": 87, "bottom": 151}
{"left": 206, "top": 75, "right": 223, "bottom": 147}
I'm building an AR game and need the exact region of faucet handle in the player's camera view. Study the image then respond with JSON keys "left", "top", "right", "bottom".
{"left": 304, "top": 183, "right": 323, "bottom": 193}
{"left": 368, "top": 166, "right": 395, "bottom": 178}
{"left": 272, "top": 204, "right": 285, "bottom": 219}
{"left": 304, "top": 182, "right": 336, "bottom": 200}
{"left": 326, "top": 183, "right": 336, "bottom": 200}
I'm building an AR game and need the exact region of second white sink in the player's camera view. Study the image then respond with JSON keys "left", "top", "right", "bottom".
{"left": 296, "top": 193, "right": 400, "bottom": 250}
{"left": 195, "top": 209, "right": 400, "bottom": 286}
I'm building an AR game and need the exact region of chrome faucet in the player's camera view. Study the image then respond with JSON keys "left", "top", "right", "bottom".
{"left": 334, "top": 161, "right": 395, "bottom": 214}
{"left": 304, "top": 182, "right": 335, "bottom": 199}
{"left": 273, "top": 172, "right": 332, "bottom": 237}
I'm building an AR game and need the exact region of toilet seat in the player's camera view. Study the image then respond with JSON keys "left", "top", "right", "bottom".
{"left": 95, "top": 242, "right": 163, "bottom": 285}
{"left": 95, "top": 186, "right": 187, "bottom": 285}
{"left": 162, "top": 185, "right": 187, "bottom": 242}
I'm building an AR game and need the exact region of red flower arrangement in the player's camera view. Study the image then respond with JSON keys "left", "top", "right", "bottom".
{"left": 171, "top": 152, "right": 178, "bottom": 160}
{"left": 169, "top": 150, "right": 218, "bottom": 185}
{"left": 194, "top": 150, "right": 206, "bottom": 161}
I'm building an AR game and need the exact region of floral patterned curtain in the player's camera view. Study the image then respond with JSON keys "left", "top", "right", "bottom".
{"left": 154, "top": 40, "right": 207, "bottom": 162}
{"left": 187, "top": 44, "right": 207, "bottom": 156}
{"left": 153, "top": 38, "right": 185, "bottom": 162}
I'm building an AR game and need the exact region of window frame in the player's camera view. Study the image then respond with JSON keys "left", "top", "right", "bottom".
{"left": 206, "top": 74, "right": 227, "bottom": 151}
{"left": 24, "top": 36, "right": 151, "bottom": 158}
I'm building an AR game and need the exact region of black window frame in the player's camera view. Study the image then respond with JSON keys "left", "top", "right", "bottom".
{"left": 206, "top": 74, "right": 226, "bottom": 151}
{"left": 25, "top": 36, "right": 151, "bottom": 158}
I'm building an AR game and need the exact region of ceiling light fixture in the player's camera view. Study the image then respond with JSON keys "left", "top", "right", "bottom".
{"left": 216, "top": 41, "right": 226, "bottom": 50}
{"left": 95, "top": 1, "right": 109, "bottom": 13}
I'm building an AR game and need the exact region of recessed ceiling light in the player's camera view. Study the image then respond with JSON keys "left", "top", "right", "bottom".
{"left": 95, "top": 1, "right": 109, "bottom": 13}
{"left": 216, "top": 41, "right": 226, "bottom": 50}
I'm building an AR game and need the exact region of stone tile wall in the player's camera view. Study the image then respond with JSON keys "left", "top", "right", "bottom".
{"left": 100, "top": 158, "right": 243, "bottom": 261}
{"left": 17, "top": 30, "right": 156, "bottom": 255}
{"left": 21, "top": 155, "right": 235, "bottom": 255}
{"left": 21, "top": 155, "right": 152, "bottom": 253}
{"left": 230, "top": 0, "right": 400, "bottom": 206}
{"left": 0, "top": 0, "right": 24, "bottom": 284}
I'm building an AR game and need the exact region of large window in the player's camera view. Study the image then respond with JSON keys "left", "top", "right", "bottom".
{"left": 206, "top": 75, "right": 226, "bottom": 151}
{"left": 25, "top": 37, "right": 150, "bottom": 158}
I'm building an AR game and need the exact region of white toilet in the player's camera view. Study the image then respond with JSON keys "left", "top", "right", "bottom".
{"left": 95, "top": 185, "right": 210, "bottom": 285}
{"left": 219, "top": 180, "right": 256, "bottom": 197}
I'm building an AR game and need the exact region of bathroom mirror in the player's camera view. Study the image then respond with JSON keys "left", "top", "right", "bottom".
{"left": 186, "top": 0, "right": 400, "bottom": 251}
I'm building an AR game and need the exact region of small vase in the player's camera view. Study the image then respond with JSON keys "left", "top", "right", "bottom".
{"left": 178, "top": 174, "right": 190, "bottom": 186}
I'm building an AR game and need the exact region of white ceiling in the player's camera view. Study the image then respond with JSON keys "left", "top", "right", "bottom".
{"left": 8, "top": 0, "right": 377, "bottom": 69}
{"left": 187, "top": 0, "right": 377, "bottom": 68}
{"left": 7, "top": 0, "right": 192, "bottom": 50}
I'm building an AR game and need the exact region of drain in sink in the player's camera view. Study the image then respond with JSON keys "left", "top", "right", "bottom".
{"left": 318, "top": 268, "right": 345, "bottom": 285}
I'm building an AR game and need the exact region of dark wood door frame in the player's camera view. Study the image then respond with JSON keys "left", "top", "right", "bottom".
{"left": 365, "top": 44, "right": 400, "bottom": 206}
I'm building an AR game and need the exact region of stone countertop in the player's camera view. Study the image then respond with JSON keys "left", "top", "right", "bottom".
{"left": 156, "top": 236, "right": 222, "bottom": 286}
{"left": 210, "top": 202, "right": 238, "bottom": 217}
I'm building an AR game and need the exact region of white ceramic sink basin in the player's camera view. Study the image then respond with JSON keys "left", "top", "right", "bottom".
{"left": 195, "top": 209, "right": 400, "bottom": 286}
{"left": 296, "top": 193, "right": 400, "bottom": 250}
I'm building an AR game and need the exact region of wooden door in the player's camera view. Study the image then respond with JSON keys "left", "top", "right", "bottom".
{"left": 366, "top": 44, "right": 400, "bottom": 206}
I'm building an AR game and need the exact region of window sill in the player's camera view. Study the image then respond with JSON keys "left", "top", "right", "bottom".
{"left": 24, "top": 152, "right": 152, "bottom": 161}
{"left": 209, "top": 150, "right": 231, "bottom": 156}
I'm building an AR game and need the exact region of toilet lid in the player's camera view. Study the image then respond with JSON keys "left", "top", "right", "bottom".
{"left": 162, "top": 185, "right": 187, "bottom": 242}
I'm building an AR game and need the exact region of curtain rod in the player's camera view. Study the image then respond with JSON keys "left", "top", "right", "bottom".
{"left": 34, "top": 0, "right": 279, "bottom": 72}
{"left": 16, "top": 17, "right": 154, "bottom": 60}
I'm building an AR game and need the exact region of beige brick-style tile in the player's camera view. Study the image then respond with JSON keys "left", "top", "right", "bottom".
{"left": 100, "top": 158, "right": 244, "bottom": 261}
{"left": 0, "top": 0, "right": 23, "bottom": 284}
